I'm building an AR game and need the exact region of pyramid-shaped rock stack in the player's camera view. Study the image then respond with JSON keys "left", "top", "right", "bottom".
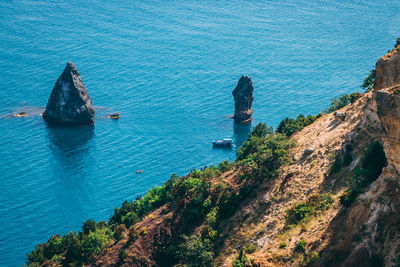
{"left": 43, "top": 62, "right": 95, "bottom": 126}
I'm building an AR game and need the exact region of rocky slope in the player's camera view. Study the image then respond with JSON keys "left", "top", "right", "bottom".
{"left": 27, "top": 47, "right": 400, "bottom": 267}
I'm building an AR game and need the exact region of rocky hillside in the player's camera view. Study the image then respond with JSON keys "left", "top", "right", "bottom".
{"left": 27, "top": 45, "right": 400, "bottom": 267}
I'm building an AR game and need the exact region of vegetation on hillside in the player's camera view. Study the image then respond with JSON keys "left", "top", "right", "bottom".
{"left": 27, "top": 39, "right": 399, "bottom": 265}
{"left": 26, "top": 123, "right": 294, "bottom": 267}
{"left": 276, "top": 115, "right": 320, "bottom": 137}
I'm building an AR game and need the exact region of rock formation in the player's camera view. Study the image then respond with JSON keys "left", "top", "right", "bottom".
{"left": 232, "top": 76, "right": 253, "bottom": 123}
{"left": 375, "top": 46, "right": 400, "bottom": 90}
{"left": 43, "top": 62, "right": 95, "bottom": 126}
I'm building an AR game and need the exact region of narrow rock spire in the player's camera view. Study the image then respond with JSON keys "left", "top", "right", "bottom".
{"left": 232, "top": 76, "right": 254, "bottom": 123}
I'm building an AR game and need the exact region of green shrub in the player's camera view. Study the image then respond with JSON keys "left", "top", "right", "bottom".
{"left": 286, "top": 194, "right": 333, "bottom": 224}
{"left": 279, "top": 242, "right": 287, "bottom": 249}
{"left": 294, "top": 237, "right": 307, "bottom": 252}
{"left": 245, "top": 243, "right": 257, "bottom": 254}
{"left": 118, "top": 249, "right": 128, "bottom": 262}
{"left": 27, "top": 244, "right": 46, "bottom": 265}
{"left": 232, "top": 249, "right": 249, "bottom": 267}
{"left": 113, "top": 224, "right": 126, "bottom": 241}
{"left": 176, "top": 235, "right": 214, "bottom": 267}
{"left": 237, "top": 126, "right": 294, "bottom": 183}
{"left": 339, "top": 188, "right": 360, "bottom": 207}
{"left": 325, "top": 92, "right": 361, "bottom": 113}
{"left": 128, "top": 226, "right": 140, "bottom": 243}
{"left": 360, "top": 70, "right": 376, "bottom": 91}
{"left": 395, "top": 37, "right": 400, "bottom": 48}
{"left": 299, "top": 251, "right": 319, "bottom": 267}
{"left": 82, "top": 228, "right": 111, "bottom": 259}
{"left": 250, "top": 122, "right": 273, "bottom": 138}
{"left": 276, "top": 115, "right": 318, "bottom": 137}
{"left": 218, "top": 160, "right": 235, "bottom": 173}
{"left": 82, "top": 219, "right": 97, "bottom": 235}
{"left": 122, "top": 212, "right": 139, "bottom": 228}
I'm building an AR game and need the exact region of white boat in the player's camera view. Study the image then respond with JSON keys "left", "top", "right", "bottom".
{"left": 212, "top": 138, "right": 233, "bottom": 147}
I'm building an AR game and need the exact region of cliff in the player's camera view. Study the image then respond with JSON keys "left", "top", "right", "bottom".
{"left": 27, "top": 46, "right": 400, "bottom": 267}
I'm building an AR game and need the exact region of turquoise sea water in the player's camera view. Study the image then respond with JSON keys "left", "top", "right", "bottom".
{"left": 0, "top": 0, "right": 399, "bottom": 265}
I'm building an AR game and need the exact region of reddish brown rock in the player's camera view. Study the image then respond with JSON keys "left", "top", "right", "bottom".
{"left": 375, "top": 47, "right": 400, "bottom": 90}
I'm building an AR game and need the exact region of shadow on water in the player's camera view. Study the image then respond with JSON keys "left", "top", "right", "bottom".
{"left": 233, "top": 121, "right": 252, "bottom": 151}
{"left": 46, "top": 125, "right": 94, "bottom": 170}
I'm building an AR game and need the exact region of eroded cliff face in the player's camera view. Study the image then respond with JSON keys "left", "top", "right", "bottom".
{"left": 375, "top": 47, "right": 400, "bottom": 90}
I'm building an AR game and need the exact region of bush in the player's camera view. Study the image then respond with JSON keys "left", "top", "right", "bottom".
{"left": 176, "top": 235, "right": 214, "bottom": 267}
{"left": 294, "top": 237, "right": 307, "bottom": 252}
{"left": 360, "top": 70, "right": 376, "bottom": 91}
{"left": 218, "top": 160, "right": 235, "bottom": 173}
{"left": 299, "top": 251, "right": 319, "bottom": 267}
{"left": 236, "top": 126, "right": 294, "bottom": 182}
{"left": 128, "top": 226, "right": 140, "bottom": 243}
{"left": 82, "top": 228, "right": 111, "bottom": 259}
{"left": 82, "top": 219, "right": 97, "bottom": 235}
{"left": 286, "top": 194, "right": 333, "bottom": 224}
{"left": 395, "top": 37, "right": 400, "bottom": 48}
{"left": 118, "top": 249, "right": 128, "bottom": 262}
{"left": 279, "top": 242, "right": 287, "bottom": 249}
{"left": 325, "top": 92, "right": 361, "bottom": 113}
{"left": 232, "top": 249, "right": 249, "bottom": 267}
{"left": 27, "top": 244, "right": 46, "bottom": 265}
{"left": 276, "top": 115, "right": 318, "bottom": 137}
{"left": 339, "top": 188, "right": 360, "bottom": 208}
{"left": 245, "top": 243, "right": 257, "bottom": 254}
{"left": 113, "top": 224, "right": 127, "bottom": 241}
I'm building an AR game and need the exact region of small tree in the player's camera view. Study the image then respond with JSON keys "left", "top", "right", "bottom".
{"left": 360, "top": 70, "right": 376, "bottom": 91}
{"left": 82, "top": 219, "right": 97, "bottom": 235}
{"left": 176, "top": 235, "right": 214, "bottom": 267}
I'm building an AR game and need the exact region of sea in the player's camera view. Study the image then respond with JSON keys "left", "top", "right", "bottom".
{"left": 0, "top": 0, "right": 399, "bottom": 265}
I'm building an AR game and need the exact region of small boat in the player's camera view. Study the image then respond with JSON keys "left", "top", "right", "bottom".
{"left": 212, "top": 138, "right": 233, "bottom": 147}
{"left": 108, "top": 113, "right": 119, "bottom": 120}
{"left": 136, "top": 170, "right": 144, "bottom": 173}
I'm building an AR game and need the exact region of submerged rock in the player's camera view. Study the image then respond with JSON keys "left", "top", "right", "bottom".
{"left": 232, "top": 76, "right": 254, "bottom": 123}
{"left": 43, "top": 62, "right": 95, "bottom": 126}
{"left": 108, "top": 113, "right": 119, "bottom": 120}
{"left": 16, "top": 112, "right": 27, "bottom": 117}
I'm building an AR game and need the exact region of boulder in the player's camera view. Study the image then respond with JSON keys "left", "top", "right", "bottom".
{"left": 232, "top": 76, "right": 254, "bottom": 123}
{"left": 43, "top": 62, "right": 95, "bottom": 126}
{"left": 333, "top": 111, "right": 346, "bottom": 121}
